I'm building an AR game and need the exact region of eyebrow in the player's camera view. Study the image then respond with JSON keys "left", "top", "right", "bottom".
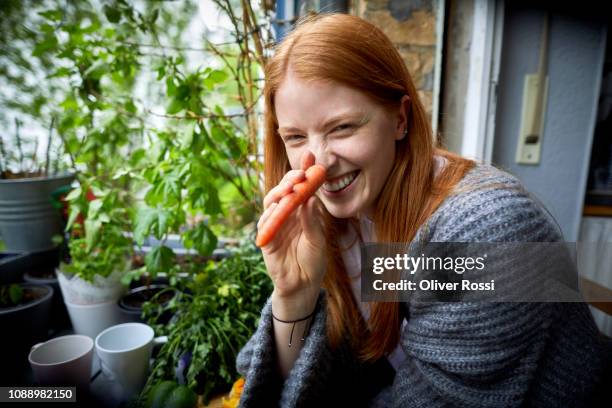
{"left": 278, "top": 112, "right": 371, "bottom": 135}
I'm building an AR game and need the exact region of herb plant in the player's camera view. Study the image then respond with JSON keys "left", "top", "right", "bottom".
{"left": 0, "top": 284, "right": 23, "bottom": 307}
{"left": 60, "top": 180, "right": 133, "bottom": 282}
{"left": 140, "top": 241, "right": 272, "bottom": 403}
{"left": 2, "top": 0, "right": 277, "bottom": 400}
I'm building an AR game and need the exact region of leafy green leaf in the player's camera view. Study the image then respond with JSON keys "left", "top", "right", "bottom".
{"left": 180, "top": 123, "right": 195, "bottom": 148}
{"left": 66, "top": 206, "right": 81, "bottom": 231}
{"left": 150, "top": 8, "right": 159, "bottom": 24}
{"left": 166, "top": 98, "right": 183, "bottom": 114}
{"left": 48, "top": 67, "right": 72, "bottom": 78}
{"left": 121, "top": 267, "right": 146, "bottom": 286}
{"left": 82, "top": 59, "right": 108, "bottom": 80}
{"left": 125, "top": 99, "right": 137, "bottom": 113}
{"left": 134, "top": 208, "right": 156, "bottom": 245}
{"left": 64, "top": 186, "right": 82, "bottom": 202}
{"left": 84, "top": 219, "right": 102, "bottom": 251}
{"left": 217, "top": 284, "right": 230, "bottom": 297}
{"left": 88, "top": 199, "right": 103, "bottom": 218}
{"left": 111, "top": 167, "right": 131, "bottom": 180}
{"left": 60, "top": 95, "right": 79, "bottom": 111}
{"left": 204, "top": 188, "right": 222, "bottom": 215}
{"left": 204, "top": 69, "right": 228, "bottom": 89}
{"left": 147, "top": 173, "right": 181, "bottom": 204}
{"left": 9, "top": 284, "right": 23, "bottom": 304}
{"left": 166, "top": 76, "right": 177, "bottom": 96}
{"left": 183, "top": 222, "right": 217, "bottom": 257}
{"left": 145, "top": 245, "right": 176, "bottom": 275}
{"left": 129, "top": 148, "right": 146, "bottom": 166}
{"left": 32, "top": 36, "right": 58, "bottom": 57}
{"left": 38, "top": 9, "right": 63, "bottom": 22}
{"left": 134, "top": 207, "right": 171, "bottom": 245}
{"left": 103, "top": 5, "right": 121, "bottom": 23}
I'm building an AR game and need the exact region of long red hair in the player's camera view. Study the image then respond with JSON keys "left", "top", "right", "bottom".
{"left": 263, "top": 13, "right": 475, "bottom": 361}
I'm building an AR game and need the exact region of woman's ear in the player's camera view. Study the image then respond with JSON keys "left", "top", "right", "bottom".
{"left": 395, "top": 95, "right": 411, "bottom": 141}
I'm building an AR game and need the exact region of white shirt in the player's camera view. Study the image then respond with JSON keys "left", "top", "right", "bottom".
{"left": 338, "top": 155, "right": 447, "bottom": 371}
{"left": 339, "top": 216, "right": 408, "bottom": 371}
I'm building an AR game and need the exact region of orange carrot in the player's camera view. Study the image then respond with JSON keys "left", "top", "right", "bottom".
{"left": 256, "top": 164, "right": 326, "bottom": 247}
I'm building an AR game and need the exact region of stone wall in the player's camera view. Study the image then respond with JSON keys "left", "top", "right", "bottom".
{"left": 354, "top": 0, "right": 438, "bottom": 118}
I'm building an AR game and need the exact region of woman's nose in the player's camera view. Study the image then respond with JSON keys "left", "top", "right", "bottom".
{"left": 309, "top": 140, "right": 337, "bottom": 169}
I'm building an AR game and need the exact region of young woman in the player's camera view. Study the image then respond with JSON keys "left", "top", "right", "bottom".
{"left": 236, "top": 13, "right": 611, "bottom": 407}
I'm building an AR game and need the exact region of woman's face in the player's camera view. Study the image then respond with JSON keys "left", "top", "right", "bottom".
{"left": 275, "top": 70, "right": 408, "bottom": 219}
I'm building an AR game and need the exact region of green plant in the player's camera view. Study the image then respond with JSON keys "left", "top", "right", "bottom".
{"left": 3, "top": 0, "right": 272, "bottom": 266}
{"left": 139, "top": 241, "right": 272, "bottom": 403}
{"left": 146, "top": 380, "right": 197, "bottom": 408}
{"left": 60, "top": 180, "right": 133, "bottom": 282}
{"left": 129, "top": 0, "right": 273, "bottom": 280}
{"left": 123, "top": 0, "right": 272, "bottom": 284}
{"left": 0, "top": 284, "right": 23, "bottom": 307}
{"left": 3, "top": 1, "right": 276, "bottom": 397}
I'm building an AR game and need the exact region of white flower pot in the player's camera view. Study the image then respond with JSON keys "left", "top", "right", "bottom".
{"left": 56, "top": 269, "right": 128, "bottom": 339}
{"left": 64, "top": 300, "right": 125, "bottom": 340}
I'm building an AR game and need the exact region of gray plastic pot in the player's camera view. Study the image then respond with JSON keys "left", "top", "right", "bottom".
{"left": 24, "top": 268, "right": 71, "bottom": 331}
{"left": 0, "top": 173, "right": 74, "bottom": 251}
{"left": 0, "top": 251, "right": 30, "bottom": 284}
{"left": 118, "top": 284, "right": 175, "bottom": 324}
{"left": 0, "top": 283, "right": 53, "bottom": 384}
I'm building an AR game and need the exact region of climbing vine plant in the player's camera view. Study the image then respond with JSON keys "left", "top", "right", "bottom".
{"left": 1, "top": 0, "right": 276, "bottom": 272}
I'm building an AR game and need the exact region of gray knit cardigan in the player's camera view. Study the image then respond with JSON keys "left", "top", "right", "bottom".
{"left": 236, "top": 163, "right": 612, "bottom": 407}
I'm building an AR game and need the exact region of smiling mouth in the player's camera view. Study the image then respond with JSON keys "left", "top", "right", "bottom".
{"left": 323, "top": 170, "right": 360, "bottom": 192}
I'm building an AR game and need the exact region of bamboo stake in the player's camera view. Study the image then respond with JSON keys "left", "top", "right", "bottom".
{"left": 45, "top": 117, "right": 55, "bottom": 176}
{"left": 15, "top": 118, "right": 24, "bottom": 174}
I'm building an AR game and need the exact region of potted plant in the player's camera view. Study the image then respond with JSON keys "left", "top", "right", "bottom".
{"left": 0, "top": 282, "right": 53, "bottom": 384}
{"left": 139, "top": 241, "right": 272, "bottom": 404}
{"left": 118, "top": 270, "right": 176, "bottom": 324}
{"left": 0, "top": 251, "right": 31, "bottom": 285}
{"left": 118, "top": 235, "right": 235, "bottom": 324}
{"left": 0, "top": 118, "right": 74, "bottom": 252}
{"left": 56, "top": 181, "right": 133, "bottom": 339}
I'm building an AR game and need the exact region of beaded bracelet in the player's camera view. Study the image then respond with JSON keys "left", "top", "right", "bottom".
{"left": 272, "top": 306, "right": 317, "bottom": 347}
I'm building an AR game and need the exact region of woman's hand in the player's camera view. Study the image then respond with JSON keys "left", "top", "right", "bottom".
{"left": 258, "top": 151, "right": 327, "bottom": 319}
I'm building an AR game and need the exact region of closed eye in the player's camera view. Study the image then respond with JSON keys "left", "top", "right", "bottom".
{"left": 284, "top": 134, "right": 305, "bottom": 142}
{"left": 332, "top": 124, "right": 353, "bottom": 133}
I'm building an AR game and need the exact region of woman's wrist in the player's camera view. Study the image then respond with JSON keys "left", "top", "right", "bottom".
{"left": 271, "top": 288, "right": 319, "bottom": 321}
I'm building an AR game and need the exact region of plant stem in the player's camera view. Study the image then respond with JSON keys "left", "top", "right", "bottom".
{"left": 31, "top": 132, "right": 39, "bottom": 175}
{"left": 56, "top": 128, "right": 76, "bottom": 172}
{"left": 0, "top": 133, "right": 6, "bottom": 175}
{"left": 243, "top": 0, "right": 266, "bottom": 67}
{"left": 15, "top": 118, "right": 24, "bottom": 174}
{"left": 45, "top": 117, "right": 55, "bottom": 176}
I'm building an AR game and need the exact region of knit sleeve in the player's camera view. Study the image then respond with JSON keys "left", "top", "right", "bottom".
{"left": 235, "top": 295, "right": 284, "bottom": 407}
{"left": 236, "top": 290, "right": 340, "bottom": 407}
{"left": 389, "top": 168, "right": 602, "bottom": 407}
{"left": 237, "top": 290, "right": 396, "bottom": 407}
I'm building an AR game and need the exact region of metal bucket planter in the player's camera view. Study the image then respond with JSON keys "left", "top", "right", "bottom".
{"left": 0, "top": 173, "right": 74, "bottom": 252}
